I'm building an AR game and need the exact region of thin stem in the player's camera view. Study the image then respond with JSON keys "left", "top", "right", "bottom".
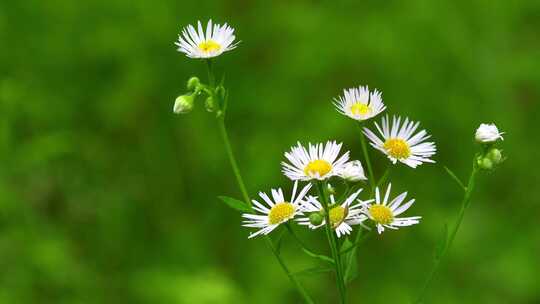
{"left": 357, "top": 122, "right": 375, "bottom": 191}
{"left": 208, "top": 64, "right": 314, "bottom": 304}
{"left": 217, "top": 119, "right": 251, "bottom": 206}
{"left": 317, "top": 182, "right": 347, "bottom": 304}
{"left": 266, "top": 238, "right": 315, "bottom": 304}
{"left": 287, "top": 223, "right": 335, "bottom": 264}
{"left": 443, "top": 165, "right": 466, "bottom": 191}
{"left": 205, "top": 59, "right": 215, "bottom": 87}
{"left": 414, "top": 162, "right": 479, "bottom": 303}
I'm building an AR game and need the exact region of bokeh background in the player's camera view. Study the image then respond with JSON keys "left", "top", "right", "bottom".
{"left": 1, "top": 0, "right": 539, "bottom": 303}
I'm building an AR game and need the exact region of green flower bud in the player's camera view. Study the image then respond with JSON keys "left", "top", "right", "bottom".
{"left": 487, "top": 148, "right": 502, "bottom": 164}
{"left": 173, "top": 94, "right": 195, "bottom": 114}
{"left": 205, "top": 96, "right": 216, "bottom": 112}
{"left": 186, "top": 77, "right": 200, "bottom": 91}
{"left": 309, "top": 212, "right": 324, "bottom": 226}
{"left": 478, "top": 157, "right": 493, "bottom": 170}
{"left": 327, "top": 184, "right": 336, "bottom": 195}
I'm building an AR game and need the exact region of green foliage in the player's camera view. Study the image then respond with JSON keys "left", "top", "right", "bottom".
{"left": 217, "top": 196, "right": 251, "bottom": 212}
{"left": 1, "top": 0, "right": 539, "bottom": 303}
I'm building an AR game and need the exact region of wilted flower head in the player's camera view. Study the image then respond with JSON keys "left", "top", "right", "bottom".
{"left": 475, "top": 123, "right": 504, "bottom": 143}
{"left": 176, "top": 20, "right": 239, "bottom": 59}
{"left": 337, "top": 160, "right": 367, "bottom": 182}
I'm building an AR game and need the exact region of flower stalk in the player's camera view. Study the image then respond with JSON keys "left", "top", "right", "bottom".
{"left": 414, "top": 160, "right": 479, "bottom": 303}
{"left": 316, "top": 181, "right": 347, "bottom": 304}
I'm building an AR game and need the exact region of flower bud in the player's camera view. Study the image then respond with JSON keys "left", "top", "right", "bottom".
{"left": 309, "top": 212, "right": 324, "bottom": 226}
{"left": 186, "top": 77, "right": 200, "bottom": 91}
{"left": 173, "top": 94, "right": 195, "bottom": 114}
{"left": 487, "top": 148, "right": 503, "bottom": 164}
{"left": 205, "top": 96, "right": 216, "bottom": 112}
{"left": 337, "top": 160, "right": 367, "bottom": 182}
{"left": 475, "top": 123, "right": 504, "bottom": 143}
{"left": 477, "top": 157, "right": 493, "bottom": 170}
{"left": 327, "top": 184, "right": 336, "bottom": 195}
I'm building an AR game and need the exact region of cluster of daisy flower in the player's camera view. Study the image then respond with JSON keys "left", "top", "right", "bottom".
{"left": 241, "top": 84, "right": 437, "bottom": 238}
{"left": 173, "top": 20, "right": 506, "bottom": 301}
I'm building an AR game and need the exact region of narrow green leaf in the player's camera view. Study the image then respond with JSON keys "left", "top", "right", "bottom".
{"left": 217, "top": 196, "right": 251, "bottom": 212}
{"left": 302, "top": 248, "right": 335, "bottom": 264}
{"left": 341, "top": 238, "right": 359, "bottom": 283}
{"left": 293, "top": 266, "right": 334, "bottom": 277}
{"left": 443, "top": 166, "right": 466, "bottom": 191}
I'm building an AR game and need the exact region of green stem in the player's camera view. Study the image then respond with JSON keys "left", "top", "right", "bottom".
{"left": 205, "top": 59, "right": 215, "bottom": 87}
{"left": 208, "top": 63, "right": 314, "bottom": 303}
{"left": 414, "top": 162, "right": 479, "bottom": 303}
{"left": 217, "top": 116, "right": 314, "bottom": 304}
{"left": 267, "top": 238, "right": 315, "bottom": 304}
{"left": 217, "top": 119, "right": 251, "bottom": 206}
{"left": 317, "top": 182, "right": 347, "bottom": 304}
{"left": 357, "top": 122, "right": 375, "bottom": 191}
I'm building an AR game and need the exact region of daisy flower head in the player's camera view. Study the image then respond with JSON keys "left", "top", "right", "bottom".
{"left": 363, "top": 115, "right": 436, "bottom": 168}
{"left": 337, "top": 160, "right": 367, "bottom": 182}
{"left": 242, "top": 181, "right": 312, "bottom": 239}
{"left": 334, "top": 86, "right": 386, "bottom": 121}
{"left": 175, "top": 20, "right": 239, "bottom": 59}
{"left": 297, "top": 189, "right": 371, "bottom": 238}
{"left": 475, "top": 123, "right": 504, "bottom": 143}
{"left": 282, "top": 141, "right": 350, "bottom": 181}
{"left": 362, "top": 183, "right": 420, "bottom": 234}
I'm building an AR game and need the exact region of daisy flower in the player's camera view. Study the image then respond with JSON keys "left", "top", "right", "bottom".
{"left": 475, "top": 123, "right": 504, "bottom": 143}
{"left": 363, "top": 115, "right": 436, "bottom": 168}
{"left": 337, "top": 160, "right": 367, "bottom": 182}
{"left": 362, "top": 183, "right": 420, "bottom": 234}
{"left": 282, "top": 141, "right": 350, "bottom": 181}
{"left": 334, "top": 86, "right": 386, "bottom": 121}
{"left": 175, "top": 20, "right": 239, "bottom": 59}
{"left": 297, "top": 189, "right": 371, "bottom": 238}
{"left": 242, "top": 181, "right": 312, "bottom": 239}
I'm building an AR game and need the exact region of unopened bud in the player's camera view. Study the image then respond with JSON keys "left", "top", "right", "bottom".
{"left": 327, "top": 184, "right": 336, "bottom": 195}
{"left": 309, "top": 212, "right": 324, "bottom": 226}
{"left": 205, "top": 96, "right": 216, "bottom": 112}
{"left": 487, "top": 148, "right": 503, "bottom": 164}
{"left": 173, "top": 94, "right": 195, "bottom": 114}
{"left": 186, "top": 77, "right": 200, "bottom": 91}
{"left": 477, "top": 157, "right": 493, "bottom": 170}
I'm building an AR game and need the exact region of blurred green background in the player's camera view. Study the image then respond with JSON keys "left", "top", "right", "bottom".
{"left": 1, "top": 0, "right": 539, "bottom": 303}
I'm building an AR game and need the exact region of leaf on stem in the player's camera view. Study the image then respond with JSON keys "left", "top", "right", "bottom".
{"left": 217, "top": 196, "right": 251, "bottom": 212}
{"left": 443, "top": 166, "right": 466, "bottom": 191}
{"left": 341, "top": 238, "right": 359, "bottom": 283}
{"left": 302, "top": 248, "right": 335, "bottom": 264}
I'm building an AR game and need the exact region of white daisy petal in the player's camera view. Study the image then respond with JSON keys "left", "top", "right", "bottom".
{"left": 281, "top": 141, "right": 350, "bottom": 181}
{"left": 363, "top": 184, "right": 420, "bottom": 234}
{"left": 334, "top": 86, "right": 386, "bottom": 121}
{"left": 363, "top": 115, "right": 437, "bottom": 168}
{"left": 176, "top": 20, "right": 239, "bottom": 59}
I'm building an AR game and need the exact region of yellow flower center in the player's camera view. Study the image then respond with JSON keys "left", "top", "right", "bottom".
{"left": 304, "top": 160, "right": 332, "bottom": 177}
{"left": 383, "top": 138, "right": 410, "bottom": 159}
{"left": 268, "top": 202, "right": 295, "bottom": 225}
{"left": 369, "top": 204, "right": 394, "bottom": 225}
{"left": 350, "top": 103, "right": 371, "bottom": 116}
{"left": 329, "top": 205, "right": 348, "bottom": 228}
{"left": 198, "top": 40, "right": 221, "bottom": 53}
